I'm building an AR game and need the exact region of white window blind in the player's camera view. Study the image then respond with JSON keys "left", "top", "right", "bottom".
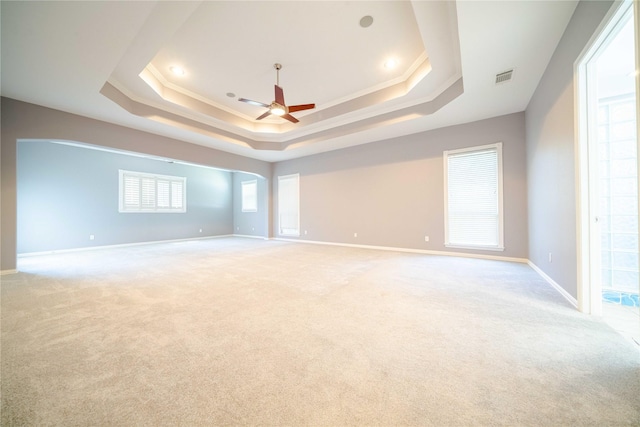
{"left": 157, "top": 180, "right": 170, "bottom": 208}
{"left": 123, "top": 175, "right": 140, "bottom": 209}
{"left": 278, "top": 174, "right": 300, "bottom": 236}
{"left": 119, "top": 170, "right": 186, "bottom": 213}
{"left": 141, "top": 178, "right": 156, "bottom": 209}
{"left": 171, "top": 181, "right": 183, "bottom": 209}
{"left": 444, "top": 143, "right": 504, "bottom": 250}
{"left": 241, "top": 180, "right": 258, "bottom": 212}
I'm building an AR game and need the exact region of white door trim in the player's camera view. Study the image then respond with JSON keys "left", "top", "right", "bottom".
{"left": 574, "top": 0, "right": 637, "bottom": 315}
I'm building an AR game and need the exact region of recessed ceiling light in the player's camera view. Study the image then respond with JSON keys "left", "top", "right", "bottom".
{"left": 384, "top": 59, "right": 397, "bottom": 69}
{"left": 170, "top": 66, "right": 185, "bottom": 76}
{"left": 360, "top": 15, "right": 373, "bottom": 28}
{"left": 226, "top": 92, "right": 236, "bottom": 98}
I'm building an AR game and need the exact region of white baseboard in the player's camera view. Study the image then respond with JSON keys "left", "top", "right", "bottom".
{"left": 528, "top": 261, "right": 578, "bottom": 308}
{"left": 273, "top": 238, "right": 528, "bottom": 264}
{"left": 12, "top": 235, "right": 579, "bottom": 310}
{"left": 1, "top": 269, "right": 19, "bottom": 275}
{"left": 17, "top": 234, "right": 234, "bottom": 258}
{"left": 233, "top": 234, "right": 269, "bottom": 240}
{"left": 275, "top": 238, "right": 578, "bottom": 309}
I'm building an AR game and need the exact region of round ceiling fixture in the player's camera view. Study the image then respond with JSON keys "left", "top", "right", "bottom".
{"left": 226, "top": 92, "right": 236, "bottom": 98}
{"left": 384, "top": 59, "right": 398, "bottom": 69}
{"left": 170, "top": 66, "right": 185, "bottom": 76}
{"left": 359, "top": 15, "right": 373, "bottom": 28}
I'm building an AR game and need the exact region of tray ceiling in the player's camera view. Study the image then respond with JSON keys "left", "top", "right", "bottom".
{"left": 1, "top": 1, "right": 578, "bottom": 162}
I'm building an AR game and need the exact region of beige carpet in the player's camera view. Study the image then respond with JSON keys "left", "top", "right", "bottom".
{"left": 2, "top": 237, "right": 639, "bottom": 426}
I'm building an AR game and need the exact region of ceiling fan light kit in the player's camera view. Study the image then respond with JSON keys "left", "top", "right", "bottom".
{"left": 238, "top": 63, "right": 316, "bottom": 123}
{"left": 269, "top": 104, "right": 286, "bottom": 116}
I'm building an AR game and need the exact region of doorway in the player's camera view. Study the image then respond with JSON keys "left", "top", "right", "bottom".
{"left": 577, "top": 0, "right": 639, "bottom": 345}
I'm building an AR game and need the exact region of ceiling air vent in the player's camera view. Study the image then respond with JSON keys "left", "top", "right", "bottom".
{"left": 495, "top": 69, "right": 514, "bottom": 84}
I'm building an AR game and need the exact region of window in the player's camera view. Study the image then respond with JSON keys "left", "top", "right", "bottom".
{"left": 444, "top": 143, "right": 503, "bottom": 250}
{"left": 241, "top": 180, "right": 258, "bottom": 212}
{"left": 119, "top": 170, "right": 186, "bottom": 213}
{"left": 598, "top": 95, "right": 638, "bottom": 292}
{"left": 278, "top": 174, "right": 300, "bottom": 236}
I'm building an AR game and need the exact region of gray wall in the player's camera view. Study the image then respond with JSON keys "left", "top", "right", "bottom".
{"left": 272, "top": 112, "right": 528, "bottom": 259}
{"left": 1, "top": 0, "right": 617, "bottom": 278}
{"left": 232, "top": 172, "right": 269, "bottom": 238}
{"left": 525, "top": 0, "right": 613, "bottom": 298}
{"left": 17, "top": 141, "right": 232, "bottom": 253}
{"left": 1, "top": 97, "right": 271, "bottom": 270}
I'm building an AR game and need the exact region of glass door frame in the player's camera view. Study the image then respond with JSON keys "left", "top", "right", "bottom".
{"left": 575, "top": 0, "right": 639, "bottom": 315}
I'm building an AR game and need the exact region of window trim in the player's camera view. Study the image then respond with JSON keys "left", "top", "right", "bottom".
{"left": 241, "top": 179, "right": 258, "bottom": 212}
{"left": 118, "top": 169, "right": 186, "bottom": 213}
{"left": 443, "top": 142, "right": 504, "bottom": 251}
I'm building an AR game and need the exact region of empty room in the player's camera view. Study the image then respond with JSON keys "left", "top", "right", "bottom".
{"left": 1, "top": 0, "right": 639, "bottom": 425}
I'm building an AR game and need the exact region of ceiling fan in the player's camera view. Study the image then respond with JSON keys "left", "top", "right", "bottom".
{"left": 238, "top": 63, "right": 315, "bottom": 123}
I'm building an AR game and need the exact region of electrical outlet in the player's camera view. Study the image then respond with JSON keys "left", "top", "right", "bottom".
{"left": 199, "top": 229, "right": 202, "bottom": 233}
{"left": 549, "top": 252, "right": 553, "bottom": 263}
{"left": 89, "top": 234, "right": 95, "bottom": 240}
{"left": 354, "top": 232, "right": 358, "bottom": 238}
{"left": 237, "top": 227, "right": 240, "bottom": 231}
{"left": 425, "top": 236, "right": 429, "bottom": 242}
{"left": 304, "top": 230, "right": 308, "bottom": 235}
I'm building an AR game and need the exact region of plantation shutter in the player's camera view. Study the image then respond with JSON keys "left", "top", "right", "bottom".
{"left": 123, "top": 174, "right": 141, "bottom": 210}
{"left": 119, "top": 170, "right": 186, "bottom": 213}
{"left": 445, "top": 144, "right": 503, "bottom": 250}
{"left": 141, "top": 178, "right": 156, "bottom": 209}
{"left": 157, "top": 180, "right": 170, "bottom": 208}
{"left": 171, "top": 181, "right": 184, "bottom": 209}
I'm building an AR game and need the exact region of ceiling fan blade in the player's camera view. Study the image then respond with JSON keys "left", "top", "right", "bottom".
{"left": 274, "top": 85, "right": 285, "bottom": 106}
{"left": 281, "top": 113, "right": 299, "bottom": 123}
{"left": 238, "top": 98, "right": 270, "bottom": 108}
{"left": 288, "top": 104, "right": 315, "bottom": 113}
{"left": 255, "top": 110, "right": 272, "bottom": 120}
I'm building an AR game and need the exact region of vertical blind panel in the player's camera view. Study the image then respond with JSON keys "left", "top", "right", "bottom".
{"left": 447, "top": 149, "right": 499, "bottom": 246}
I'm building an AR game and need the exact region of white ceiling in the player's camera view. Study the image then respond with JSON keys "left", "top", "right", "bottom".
{"left": 1, "top": 1, "right": 578, "bottom": 163}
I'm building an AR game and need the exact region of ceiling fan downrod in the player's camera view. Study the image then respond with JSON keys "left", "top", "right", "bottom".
{"left": 274, "top": 63, "right": 282, "bottom": 86}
